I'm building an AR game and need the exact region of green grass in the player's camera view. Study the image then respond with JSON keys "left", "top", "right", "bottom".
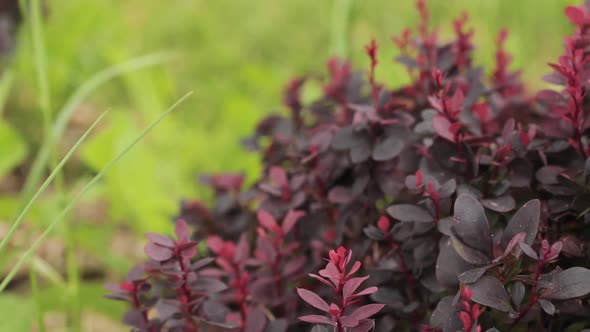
{"left": 0, "top": 0, "right": 582, "bottom": 330}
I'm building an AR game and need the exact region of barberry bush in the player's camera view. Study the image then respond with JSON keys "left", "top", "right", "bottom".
{"left": 108, "top": 1, "right": 590, "bottom": 331}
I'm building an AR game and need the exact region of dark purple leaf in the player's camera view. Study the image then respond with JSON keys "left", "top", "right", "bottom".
{"left": 450, "top": 194, "right": 492, "bottom": 264}
{"left": 144, "top": 243, "right": 174, "bottom": 261}
{"left": 436, "top": 237, "right": 475, "bottom": 288}
{"left": 518, "top": 242, "right": 538, "bottom": 260}
{"left": 328, "top": 186, "right": 354, "bottom": 204}
{"left": 297, "top": 288, "right": 330, "bottom": 312}
{"left": 372, "top": 136, "right": 404, "bottom": 161}
{"left": 332, "top": 126, "right": 367, "bottom": 150}
{"left": 536, "top": 166, "right": 564, "bottom": 185}
{"left": 145, "top": 233, "right": 175, "bottom": 247}
{"left": 244, "top": 307, "right": 267, "bottom": 332}
{"left": 542, "top": 267, "right": 590, "bottom": 300}
{"left": 192, "top": 277, "right": 227, "bottom": 293}
{"left": 387, "top": 204, "right": 433, "bottom": 223}
{"left": 459, "top": 264, "right": 494, "bottom": 284}
{"left": 350, "top": 140, "right": 372, "bottom": 163}
{"left": 480, "top": 195, "right": 515, "bottom": 213}
{"left": 470, "top": 276, "right": 514, "bottom": 313}
{"left": 511, "top": 281, "right": 526, "bottom": 308}
{"left": 370, "top": 287, "right": 404, "bottom": 309}
{"left": 429, "top": 296, "right": 462, "bottom": 331}
{"left": 501, "top": 199, "right": 540, "bottom": 249}
{"left": 538, "top": 299, "right": 555, "bottom": 315}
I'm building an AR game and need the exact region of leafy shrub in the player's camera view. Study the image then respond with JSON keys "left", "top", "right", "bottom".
{"left": 108, "top": 1, "right": 590, "bottom": 331}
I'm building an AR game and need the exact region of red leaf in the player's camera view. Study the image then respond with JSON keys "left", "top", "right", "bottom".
{"left": 350, "top": 286, "right": 378, "bottom": 297}
{"left": 340, "top": 315, "right": 360, "bottom": 327}
{"left": 565, "top": 6, "right": 585, "bottom": 26}
{"left": 269, "top": 166, "right": 289, "bottom": 187}
{"left": 450, "top": 89, "right": 465, "bottom": 114}
{"left": 282, "top": 209, "right": 305, "bottom": 234}
{"left": 347, "top": 303, "right": 385, "bottom": 321}
{"left": 432, "top": 115, "right": 454, "bottom": 142}
{"left": 257, "top": 210, "right": 279, "bottom": 232}
{"left": 346, "top": 261, "right": 362, "bottom": 278}
{"left": 343, "top": 276, "right": 369, "bottom": 299}
{"left": 297, "top": 288, "right": 331, "bottom": 312}
{"left": 377, "top": 216, "right": 390, "bottom": 233}
{"left": 175, "top": 219, "right": 191, "bottom": 242}
{"left": 319, "top": 262, "right": 341, "bottom": 281}
{"left": 298, "top": 315, "right": 334, "bottom": 325}
{"left": 427, "top": 96, "right": 443, "bottom": 112}
{"left": 207, "top": 235, "right": 224, "bottom": 254}
{"left": 309, "top": 273, "right": 335, "bottom": 288}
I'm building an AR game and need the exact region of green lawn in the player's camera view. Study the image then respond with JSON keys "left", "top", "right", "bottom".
{"left": 0, "top": 0, "right": 581, "bottom": 330}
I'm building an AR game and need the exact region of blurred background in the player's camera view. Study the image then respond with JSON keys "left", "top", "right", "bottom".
{"left": 0, "top": 0, "right": 580, "bottom": 330}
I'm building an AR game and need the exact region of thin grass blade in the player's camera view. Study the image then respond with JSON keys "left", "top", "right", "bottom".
{"left": 0, "top": 110, "right": 110, "bottom": 254}
{"left": 0, "top": 91, "right": 193, "bottom": 292}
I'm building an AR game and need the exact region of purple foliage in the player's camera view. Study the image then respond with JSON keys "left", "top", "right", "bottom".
{"left": 108, "top": 1, "right": 590, "bottom": 331}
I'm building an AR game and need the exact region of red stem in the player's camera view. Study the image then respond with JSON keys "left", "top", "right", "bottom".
{"left": 177, "top": 254, "right": 200, "bottom": 332}
{"left": 130, "top": 287, "right": 156, "bottom": 332}
{"left": 271, "top": 240, "right": 285, "bottom": 298}
{"left": 396, "top": 248, "right": 416, "bottom": 301}
{"left": 386, "top": 238, "right": 416, "bottom": 301}
{"left": 509, "top": 261, "right": 545, "bottom": 330}
{"left": 335, "top": 275, "right": 346, "bottom": 332}
{"left": 571, "top": 94, "right": 587, "bottom": 158}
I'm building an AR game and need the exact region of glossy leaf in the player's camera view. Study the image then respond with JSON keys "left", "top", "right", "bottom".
{"left": 372, "top": 135, "right": 404, "bottom": 161}
{"left": 543, "top": 267, "right": 590, "bottom": 300}
{"left": 501, "top": 199, "right": 540, "bottom": 249}
{"left": 297, "top": 288, "right": 330, "bottom": 312}
{"left": 387, "top": 204, "right": 433, "bottom": 223}
{"left": 451, "top": 194, "right": 492, "bottom": 264}
{"left": 470, "top": 276, "right": 514, "bottom": 313}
